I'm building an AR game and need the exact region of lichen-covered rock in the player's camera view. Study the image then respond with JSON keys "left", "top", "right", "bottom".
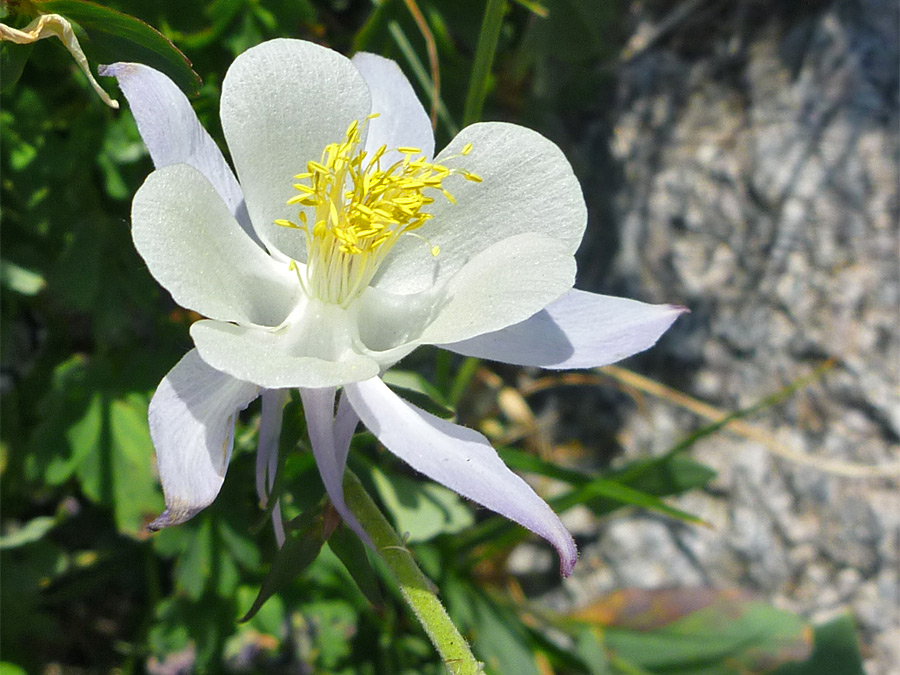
{"left": 556, "top": 2, "right": 899, "bottom": 672}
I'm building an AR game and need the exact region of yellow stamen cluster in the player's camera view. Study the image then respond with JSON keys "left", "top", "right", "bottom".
{"left": 275, "top": 116, "right": 481, "bottom": 306}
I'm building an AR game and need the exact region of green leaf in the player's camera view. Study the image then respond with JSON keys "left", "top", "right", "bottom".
{"left": 445, "top": 578, "right": 540, "bottom": 675}
{"left": 0, "top": 259, "right": 45, "bottom": 295}
{"left": 501, "top": 448, "right": 708, "bottom": 523}
{"left": 239, "top": 501, "right": 328, "bottom": 622}
{"left": 369, "top": 464, "right": 474, "bottom": 543}
{"left": 168, "top": 0, "right": 245, "bottom": 50}
{"left": 328, "top": 523, "right": 383, "bottom": 607}
{"left": 0, "top": 542, "right": 66, "bottom": 665}
{"left": 235, "top": 585, "right": 285, "bottom": 638}
{"left": 147, "top": 597, "right": 191, "bottom": 656}
{"left": 383, "top": 369, "right": 454, "bottom": 419}
{"left": 587, "top": 589, "right": 813, "bottom": 674}
{"left": 574, "top": 627, "right": 612, "bottom": 675}
{"left": 36, "top": 0, "right": 201, "bottom": 94}
{"left": 0, "top": 663, "right": 29, "bottom": 675}
{"left": 610, "top": 455, "right": 717, "bottom": 501}
{"left": 175, "top": 518, "right": 213, "bottom": 601}
{"left": 772, "top": 613, "right": 864, "bottom": 675}
{"left": 27, "top": 356, "right": 95, "bottom": 485}
{"left": 0, "top": 516, "right": 56, "bottom": 550}
{"left": 74, "top": 391, "right": 164, "bottom": 536}
{"left": 496, "top": 448, "right": 715, "bottom": 514}
{"left": 172, "top": 517, "right": 257, "bottom": 601}
{"left": 150, "top": 519, "right": 191, "bottom": 559}
{"left": 297, "top": 599, "right": 358, "bottom": 668}
{"left": 0, "top": 43, "right": 33, "bottom": 93}
{"left": 149, "top": 595, "right": 235, "bottom": 668}
{"left": 449, "top": 356, "right": 480, "bottom": 406}
{"left": 27, "top": 356, "right": 164, "bottom": 536}
{"left": 217, "top": 519, "right": 261, "bottom": 571}
{"left": 456, "top": 449, "right": 711, "bottom": 557}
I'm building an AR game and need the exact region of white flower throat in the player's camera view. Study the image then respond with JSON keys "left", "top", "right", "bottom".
{"left": 275, "top": 116, "right": 481, "bottom": 307}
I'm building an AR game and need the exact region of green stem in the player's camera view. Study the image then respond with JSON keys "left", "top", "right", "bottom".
{"left": 462, "top": 0, "right": 506, "bottom": 126}
{"left": 343, "top": 470, "right": 481, "bottom": 675}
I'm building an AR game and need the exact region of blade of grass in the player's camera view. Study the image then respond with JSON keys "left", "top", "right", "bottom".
{"left": 400, "top": 0, "right": 439, "bottom": 129}
{"left": 523, "top": 361, "right": 896, "bottom": 478}
{"left": 449, "top": 357, "right": 481, "bottom": 407}
{"left": 609, "top": 359, "right": 900, "bottom": 482}
{"left": 456, "top": 448, "right": 708, "bottom": 554}
{"left": 511, "top": 0, "right": 548, "bottom": 18}
{"left": 388, "top": 20, "right": 459, "bottom": 137}
{"left": 462, "top": 0, "right": 505, "bottom": 126}
{"left": 499, "top": 448, "right": 707, "bottom": 525}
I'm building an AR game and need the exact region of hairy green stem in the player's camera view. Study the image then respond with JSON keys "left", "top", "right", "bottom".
{"left": 462, "top": 0, "right": 506, "bottom": 126}
{"left": 343, "top": 469, "right": 481, "bottom": 674}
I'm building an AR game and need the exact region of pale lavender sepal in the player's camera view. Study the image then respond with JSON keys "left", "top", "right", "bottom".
{"left": 256, "top": 389, "right": 287, "bottom": 506}
{"left": 256, "top": 390, "right": 287, "bottom": 547}
{"left": 344, "top": 377, "right": 578, "bottom": 576}
{"left": 271, "top": 498, "right": 285, "bottom": 548}
{"left": 440, "top": 289, "right": 686, "bottom": 370}
{"left": 334, "top": 391, "right": 360, "bottom": 473}
{"left": 147, "top": 350, "right": 260, "bottom": 530}
{"left": 99, "top": 62, "right": 259, "bottom": 245}
{"left": 299, "top": 388, "right": 372, "bottom": 547}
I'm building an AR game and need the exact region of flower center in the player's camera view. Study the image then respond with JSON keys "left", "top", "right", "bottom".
{"left": 275, "top": 117, "right": 481, "bottom": 307}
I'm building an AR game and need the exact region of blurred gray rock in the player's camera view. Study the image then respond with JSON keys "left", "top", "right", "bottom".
{"left": 546, "top": 1, "right": 900, "bottom": 673}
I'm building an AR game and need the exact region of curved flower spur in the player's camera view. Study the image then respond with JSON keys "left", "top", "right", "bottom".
{"left": 102, "top": 39, "right": 684, "bottom": 577}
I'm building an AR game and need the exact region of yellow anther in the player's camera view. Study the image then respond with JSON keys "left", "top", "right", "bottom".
{"left": 461, "top": 142, "right": 473, "bottom": 155}
{"left": 276, "top": 118, "right": 479, "bottom": 306}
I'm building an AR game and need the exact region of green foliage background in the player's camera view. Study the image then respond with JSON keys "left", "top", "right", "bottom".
{"left": 0, "top": 1, "right": 865, "bottom": 673}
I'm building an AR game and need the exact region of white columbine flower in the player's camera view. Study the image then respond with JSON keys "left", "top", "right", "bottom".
{"left": 102, "top": 39, "right": 683, "bottom": 576}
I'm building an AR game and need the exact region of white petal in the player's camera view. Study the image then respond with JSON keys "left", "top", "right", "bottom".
{"left": 220, "top": 39, "right": 372, "bottom": 261}
{"left": 345, "top": 377, "right": 578, "bottom": 576}
{"left": 299, "top": 388, "right": 371, "bottom": 546}
{"left": 132, "top": 163, "right": 298, "bottom": 326}
{"left": 147, "top": 350, "right": 259, "bottom": 529}
{"left": 100, "top": 62, "right": 259, "bottom": 244}
{"left": 190, "top": 319, "right": 380, "bottom": 389}
{"left": 354, "top": 283, "right": 441, "bottom": 356}
{"left": 351, "top": 52, "right": 434, "bottom": 163}
{"left": 416, "top": 232, "right": 576, "bottom": 345}
{"left": 442, "top": 289, "right": 686, "bottom": 369}
{"left": 372, "top": 122, "right": 586, "bottom": 294}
